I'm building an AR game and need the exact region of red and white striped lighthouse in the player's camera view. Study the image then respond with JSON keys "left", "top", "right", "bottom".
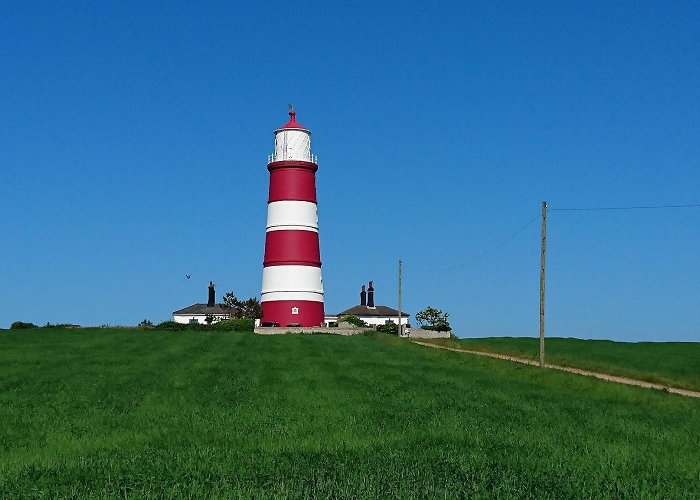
{"left": 260, "top": 109, "right": 324, "bottom": 327}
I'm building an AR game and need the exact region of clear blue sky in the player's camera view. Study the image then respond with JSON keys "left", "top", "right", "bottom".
{"left": 2, "top": 1, "right": 699, "bottom": 341}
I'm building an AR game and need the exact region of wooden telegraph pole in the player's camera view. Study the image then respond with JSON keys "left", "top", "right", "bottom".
{"left": 397, "top": 259, "right": 403, "bottom": 336}
{"left": 539, "top": 201, "right": 547, "bottom": 367}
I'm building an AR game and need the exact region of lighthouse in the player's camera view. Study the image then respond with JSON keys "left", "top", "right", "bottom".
{"left": 260, "top": 109, "right": 325, "bottom": 327}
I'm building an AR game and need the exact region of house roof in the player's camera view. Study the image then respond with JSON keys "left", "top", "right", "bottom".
{"left": 338, "top": 305, "right": 410, "bottom": 317}
{"left": 172, "top": 304, "right": 232, "bottom": 316}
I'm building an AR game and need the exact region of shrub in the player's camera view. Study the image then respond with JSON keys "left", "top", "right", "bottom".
{"left": 153, "top": 319, "right": 254, "bottom": 332}
{"left": 138, "top": 319, "right": 154, "bottom": 328}
{"left": 10, "top": 321, "right": 37, "bottom": 330}
{"left": 154, "top": 321, "right": 190, "bottom": 331}
{"left": 209, "top": 319, "right": 254, "bottom": 332}
{"left": 338, "top": 315, "right": 367, "bottom": 327}
{"left": 376, "top": 322, "right": 399, "bottom": 335}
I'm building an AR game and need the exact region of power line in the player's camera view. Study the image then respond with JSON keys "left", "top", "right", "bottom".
{"left": 417, "top": 214, "right": 540, "bottom": 273}
{"left": 550, "top": 203, "right": 700, "bottom": 212}
{"left": 469, "top": 215, "right": 540, "bottom": 262}
{"left": 410, "top": 202, "right": 699, "bottom": 275}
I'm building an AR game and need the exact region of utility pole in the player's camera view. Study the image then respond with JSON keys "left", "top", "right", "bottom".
{"left": 398, "top": 259, "right": 403, "bottom": 336}
{"left": 539, "top": 201, "right": 547, "bottom": 367}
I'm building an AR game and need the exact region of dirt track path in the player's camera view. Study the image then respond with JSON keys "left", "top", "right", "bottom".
{"left": 412, "top": 341, "right": 700, "bottom": 399}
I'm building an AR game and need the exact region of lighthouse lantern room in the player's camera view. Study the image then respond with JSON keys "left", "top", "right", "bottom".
{"left": 260, "top": 109, "right": 325, "bottom": 327}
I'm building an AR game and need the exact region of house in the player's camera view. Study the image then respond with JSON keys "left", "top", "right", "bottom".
{"left": 172, "top": 282, "right": 231, "bottom": 325}
{"left": 328, "top": 281, "right": 410, "bottom": 327}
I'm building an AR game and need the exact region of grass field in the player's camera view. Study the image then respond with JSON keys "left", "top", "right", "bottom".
{"left": 1, "top": 328, "right": 699, "bottom": 497}
{"left": 425, "top": 336, "right": 700, "bottom": 392}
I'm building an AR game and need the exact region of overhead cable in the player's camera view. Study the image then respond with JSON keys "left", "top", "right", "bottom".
{"left": 417, "top": 214, "right": 540, "bottom": 273}
{"left": 550, "top": 204, "right": 700, "bottom": 212}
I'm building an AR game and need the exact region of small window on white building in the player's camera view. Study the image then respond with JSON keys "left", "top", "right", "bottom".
{"left": 291, "top": 307, "right": 299, "bottom": 315}
{"left": 189, "top": 318, "right": 199, "bottom": 324}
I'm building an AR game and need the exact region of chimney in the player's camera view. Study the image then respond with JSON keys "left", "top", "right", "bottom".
{"left": 367, "top": 280, "right": 375, "bottom": 308}
{"left": 208, "top": 281, "right": 215, "bottom": 307}
{"left": 360, "top": 285, "right": 367, "bottom": 306}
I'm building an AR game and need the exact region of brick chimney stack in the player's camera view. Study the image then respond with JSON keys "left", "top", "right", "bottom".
{"left": 208, "top": 281, "right": 215, "bottom": 307}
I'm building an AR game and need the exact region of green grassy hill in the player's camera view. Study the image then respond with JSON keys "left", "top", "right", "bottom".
{"left": 1, "top": 329, "right": 698, "bottom": 497}
{"left": 427, "top": 336, "right": 700, "bottom": 391}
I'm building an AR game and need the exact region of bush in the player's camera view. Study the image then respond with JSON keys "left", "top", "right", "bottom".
{"left": 10, "top": 321, "right": 37, "bottom": 330}
{"left": 138, "top": 319, "right": 154, "bottom": 328}
{"left": 154, "top": 321, "right": 191, "bottom": 331}
{"left": 376, "top": 322, "right": 399, "bottom": 335}
{"left": 153, "top": 319, "right": 254, "bottom": 332}
{"left": 209, "top": 319, "right": 255, "bottom": 332}
{"left": 338, "top": 315, "right": 367, "bottom": 327}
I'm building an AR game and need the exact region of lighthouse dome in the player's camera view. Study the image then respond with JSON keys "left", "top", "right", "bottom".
{"left": 271, "top": 110, "right": 314, "bottom": 163}
{"left": 279, "top": 110, "right": 306, "bottom": 130}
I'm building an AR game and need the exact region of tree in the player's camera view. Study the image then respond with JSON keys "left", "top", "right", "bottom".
{"left": 415, "top": 306, "right": 451, "bottom": 332}
{"left": 240, "top": 297, "right": 263, "bottom": 319}
{"left": 222, "top": 292, "right": 241, "bottom": 317}
{"left": 10, "top": 321, "right": 37, "bottom": 329}
{"left": 137, "top": 319, "right": 154, "bottom": 328}
{"left": 222, "top": 292, "right": 263, "bottom": 319}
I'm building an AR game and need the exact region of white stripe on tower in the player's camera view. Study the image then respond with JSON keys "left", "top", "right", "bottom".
{"left": 261, "top": 266, "right": 324, "bottom": 299}
{"left": 266, "top": 200, "right": 318, "bottom": 232}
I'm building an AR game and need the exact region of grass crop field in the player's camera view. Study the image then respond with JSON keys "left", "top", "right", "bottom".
{"left": 1, "top": 328, "right": 699, "bottom": 497}
{"left": 425, "top": 336, "right": 700, "bottom": 392}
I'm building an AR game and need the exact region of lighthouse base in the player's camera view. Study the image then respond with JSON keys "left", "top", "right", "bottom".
{"left": 260, "top": 300, "right": 325, "bottom": 327}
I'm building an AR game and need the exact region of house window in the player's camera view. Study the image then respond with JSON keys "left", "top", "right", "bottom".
{"left": 291, "top": 307, "right": 299, "bottom": 315}
{"left": 189, "top": 318, "right": 199, "bottom": 324}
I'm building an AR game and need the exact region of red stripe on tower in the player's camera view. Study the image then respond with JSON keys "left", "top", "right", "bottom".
{"left": 268, "top": 163, "right": 318, "bottom": 203}
{"left": 260, "top": 109, "right": 324, "bottom": 327}
{"left": 264, "top": 230, "right": 321, "bottom": 267}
